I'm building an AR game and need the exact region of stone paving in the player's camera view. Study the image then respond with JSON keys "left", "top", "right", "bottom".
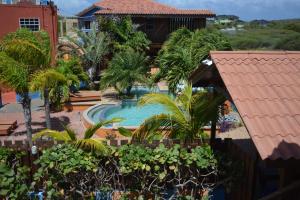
{"left": 0, "top": 99, "right": 86, "bottom": 142}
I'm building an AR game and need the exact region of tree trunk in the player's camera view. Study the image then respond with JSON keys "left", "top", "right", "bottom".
{"left": 21, "top": 92, "right": 33, "bottom": 147}
{"left": 44, "top": 88, "right": 51, "bottom": 129}
{"left": 0, "top": 89, "right": 2, "bottom": 108}
{"left": 210, "top": 89, "right": 218, "bottom": 145}
{"left": 126, "top": 86, "right": 132, "bottom": 96}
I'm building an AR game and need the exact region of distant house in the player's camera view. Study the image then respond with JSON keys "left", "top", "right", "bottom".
{"left": 58, "top": 16, "right": 79, "bottom": 38}
{"left": 191, "top": 51, "right": 300, "bottom": 199}
{"left": 77, "top": 0, "right": 215, "bottom": 52}
{"left": 0, "top": 0, "right": 58, "bottom": 59}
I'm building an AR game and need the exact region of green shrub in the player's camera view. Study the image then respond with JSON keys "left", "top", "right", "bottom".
{"left": 113, "top": 144, "right": 218, "bottom": 197}
{"left": 32, "top": 143, "right": 237, "bottom": 199}
{"left": 33, "top": 144, "right": 99, "bottom": 199}
{"left": 0, "top": 148, "right": 29, "bottom": 199}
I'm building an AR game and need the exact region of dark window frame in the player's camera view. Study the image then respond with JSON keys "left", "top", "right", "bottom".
{"left": 19, "top": 18, "right": 40, "bottom": 32}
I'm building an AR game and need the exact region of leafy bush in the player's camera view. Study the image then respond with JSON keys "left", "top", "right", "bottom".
{"left": 33, "top": 144, "right": 99, "bottom": 199}
{"left": 226, "top": 25, "right": 300, "bottom": 50}
{"left": 0, "top": 148, "right": 29, "bottom": 199}
{"left": 32, "top": 143, "right": 237, "bottom": 199}
{"left": 98, "top": 16, "right": 150, "bottom": 52}
{"left": 111, "top": 144, "right": 218, "bottom": 198}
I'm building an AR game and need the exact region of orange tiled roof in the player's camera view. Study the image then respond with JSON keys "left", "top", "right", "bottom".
{"left": 93, "top": 0, "right": 215, "bottom": 16}
{"left": 211, "top": 51, "right": 300, "bottom": 160}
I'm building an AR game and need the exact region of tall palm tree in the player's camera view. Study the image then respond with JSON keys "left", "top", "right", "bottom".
{"left": 30, "top": 69, "right": 68, "bottom": 129}
{"left": 156, "top": 28, "right": 232, "bottom": 93}
{"left": 33, "top": 118, "right": 122, "bottom": 153}
{"left": 68, "top": 23, "right": 110, "bottom": 81}
{"left": 0, "top": 29, "right": 51, "bottom": 147}
{"left": 100, "top": 48, "right": 150, "bottom": 95}
{"left": 132, "top": 84, "right": 225, "bottom": 142}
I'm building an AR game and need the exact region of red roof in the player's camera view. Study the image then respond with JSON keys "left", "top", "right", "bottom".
{"left": 210, "top": 51, "right": 300, "bottom": 160}
{"left": 93, "top": 0, "right": 215, "bottom": 16}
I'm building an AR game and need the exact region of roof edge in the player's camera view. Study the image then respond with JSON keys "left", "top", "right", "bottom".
{"left": 210, "top": 50, "right": 300, "bottom": 55}
{"left": 76, "top": 4, "right": 100, "bottom": 17}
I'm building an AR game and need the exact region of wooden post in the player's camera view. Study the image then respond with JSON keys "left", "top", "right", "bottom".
{"left": 210, "top": 89, "right": 217, "bottom": 145}
{"left": 0, "top": 89, "right": 2, "bottom": 108}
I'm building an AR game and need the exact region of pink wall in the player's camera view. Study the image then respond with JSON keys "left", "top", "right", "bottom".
{"left": 0, "top": 4, "right": 58, "bottom": 60}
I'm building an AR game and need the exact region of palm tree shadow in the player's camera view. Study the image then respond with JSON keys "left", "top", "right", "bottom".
{"left": 31, "top": 116, "right": 71, "bottom": 132}
{"left": 269, "top": 140, "right": 300, "bottom": 161}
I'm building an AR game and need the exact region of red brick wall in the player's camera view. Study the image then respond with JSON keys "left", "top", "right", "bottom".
{"left": 0, "top": 4, "right": 58, "bottom": 60}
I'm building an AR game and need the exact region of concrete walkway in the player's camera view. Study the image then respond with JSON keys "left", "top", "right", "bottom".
{"left": 0, "top": 99, "right": 86, "bottom": 142}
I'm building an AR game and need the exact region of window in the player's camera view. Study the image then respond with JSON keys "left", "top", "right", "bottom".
{"left": 72, "top": 22, "right": 78, "bottom": 28}
{"left": 145, "top": 19, "right": 154, "bottom": 32}
{"left": 19, "top": 18, "right": 40, "bottom": 31}
{"left": 84, "top": 21, "right": 91, "bottom": 29}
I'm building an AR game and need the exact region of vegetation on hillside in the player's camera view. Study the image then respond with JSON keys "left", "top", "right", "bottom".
{"left": 223, "top": 19, "right": 300, "bottom": 50}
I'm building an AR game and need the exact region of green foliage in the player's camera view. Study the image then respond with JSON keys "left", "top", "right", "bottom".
{"left": 68, "top": 23, "right": 110, "bottom": 80}
{"left": 0, "top": 28, "right": 52, "bottom": 144}
{"left": 98, "top": 16, "right": 150, "bottom": 52}
{"left": 33, "top": 144, "right": 99, "bottom": 199}
{"left": 113, "top": 144, "right": 218, "bottom": 197}
{"left": 30, "top": 69, "right": 68, "bottom": 100}
{"left": 0, "top": 52, "right": 29, "bottom": 94}
{"left": 33, "top": 119, "right": 122, "bottom": 153}
{"left": 274, "top": 34, "right": 300, "bottom": 50}
{"left": 56, "top": 57, "right": 89, "bottom": 86}
{"left": 0, "top": 148, "right": 29, "bottom": 199}
{"left": 1, "top": 28, "right": 51, "bottom": 73}
{"left": 226, "top": 20, "right": 300, "bottom": 50}
{"left": 134, "top": 84, "right": 225, "bottom": 142}
{"left": 156, "top": 28, "right": 231, "bottom": 92}
{"left": 100, "top": 48, "right": 151, "bottom": 95}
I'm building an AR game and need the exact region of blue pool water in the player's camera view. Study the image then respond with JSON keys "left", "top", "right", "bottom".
{"left": 88, "top": 100, "right": 169, "bottom": 127}
{"left": 87, "top": 86, "right": 170, "bottom": 127}
{"left": 104, "top": 100, "right": 169, "bottom": 127}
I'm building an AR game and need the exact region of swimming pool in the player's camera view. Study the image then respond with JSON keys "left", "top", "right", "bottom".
{"left": 85, "top": 87, "right": 170, "bottom": 127}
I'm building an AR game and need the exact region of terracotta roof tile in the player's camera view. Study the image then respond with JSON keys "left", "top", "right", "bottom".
{"left": 211, "top": 51, "right": 300, "bottom": 160}
{"left": 93, "top": 0, "right": 215, "bottom": 16}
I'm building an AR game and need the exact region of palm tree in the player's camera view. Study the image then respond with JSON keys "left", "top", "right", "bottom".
{"left": 33, "top": 118, "right": 122, "bottom": 153}
{"left": 68, "top": 23, "right": 110, "bottom": 81}
{"left": 100, "top": 48, "right": 150, "bottom": 95}
{"left": 132, "top": 84, "right": 225, "bottom": 142}
{"left": 56, "top": 57, "right": 89, "bottom": 90}
{"left": 156, "top": 28, "right": 232, "bottom": 93}
{"left": 30, "top": 69, "right": 68, "bottom": 129}
{"left": 0, "top": 29, "right": 51, "bottom": 147}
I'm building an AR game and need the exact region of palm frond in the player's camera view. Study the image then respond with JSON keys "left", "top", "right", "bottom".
{"left": 75, "top": 138, "right": 108, "bottom": 154}
{"left": 84, "top": 118, "right": 123, "bottom": 139}
{"left": 32, "top": 129, "right": 72, "bottom": 142}
{"left": 118, "top": 127, "right": 133, "bottom": 137}
{"left": 133, "top": 114, "right": 173, "bottom": 141}
{"left": 62, "top": 124, "right": 77, "bottom": 141}
{"left": 138, "top": 93, "right": 186, "bottom": 123}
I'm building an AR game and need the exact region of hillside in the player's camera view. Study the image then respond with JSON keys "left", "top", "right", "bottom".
{"left": 221, "top": 18, "right": 300, "bottom": 50}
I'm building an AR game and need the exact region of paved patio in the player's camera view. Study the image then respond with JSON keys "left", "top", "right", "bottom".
{"left": 0, "top": 99, "right": 86, "bottom": 142}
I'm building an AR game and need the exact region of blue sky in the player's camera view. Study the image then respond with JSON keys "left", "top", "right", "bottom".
{"left": 53, "top": 0, "right": 300, "bottom": 21}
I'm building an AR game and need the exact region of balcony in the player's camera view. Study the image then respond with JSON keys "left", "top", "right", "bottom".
{"left": 81, "top": 28, "right": 92, "bottom": 33}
